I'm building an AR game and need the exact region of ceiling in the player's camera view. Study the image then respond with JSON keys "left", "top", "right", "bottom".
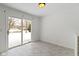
{"left": 3, "top": 3, "right": 79, "bottom": 17}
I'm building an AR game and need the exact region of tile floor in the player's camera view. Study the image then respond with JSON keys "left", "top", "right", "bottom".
{"left": 0, "top": 41, "right": 74, "bottom": 56}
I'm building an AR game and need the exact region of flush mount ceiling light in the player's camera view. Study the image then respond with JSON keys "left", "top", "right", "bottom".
{"left": 38, "top": 3, "right": 46, "bottom": 8}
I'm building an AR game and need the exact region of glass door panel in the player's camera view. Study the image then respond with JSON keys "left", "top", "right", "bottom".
{"left": 8, "top": 17, "right": 21, "bottom": 48}
{"left": 23, "top": 19, "right": 31, "bottom": 44}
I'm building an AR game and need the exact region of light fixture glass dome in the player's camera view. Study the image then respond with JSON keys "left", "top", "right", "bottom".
{"left": 38, "top": 3, "right": 46, "bottom": 8}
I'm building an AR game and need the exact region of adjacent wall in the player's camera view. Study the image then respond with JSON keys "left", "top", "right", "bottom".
{"left": 0, "top": 7, "right": 7, "bottom": 53}
{"left": 0, "top": 4, "right": 41, "bottom": 53}
{"left": 41, "top": 11, "right": 78, "bottom": 49}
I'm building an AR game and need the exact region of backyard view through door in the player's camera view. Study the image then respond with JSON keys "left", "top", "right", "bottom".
{"left": 23, "top": 19, "right": 31, "bottom": 44}
{"left": 8, "top": 17, "right": 32, "bottom": 48}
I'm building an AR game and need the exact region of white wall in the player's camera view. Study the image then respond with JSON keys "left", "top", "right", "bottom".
{"left": 0, "top": 4, "right": 41, "bottom": 53}
{"left": 41, "top": 10, "right": 79, "bottom": 49}
{"left": 0, "top": 8, "right": 7, "bottom": 53}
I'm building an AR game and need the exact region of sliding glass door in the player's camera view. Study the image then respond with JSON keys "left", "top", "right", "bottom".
{"left": 23, "top": 19, "right": 32, "bottom": 44}
{"left": 8, "top": 17, "right": 21, "bottom": 48}
{"left": 8, "top": 17, "right": 32, "bottom": 48}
